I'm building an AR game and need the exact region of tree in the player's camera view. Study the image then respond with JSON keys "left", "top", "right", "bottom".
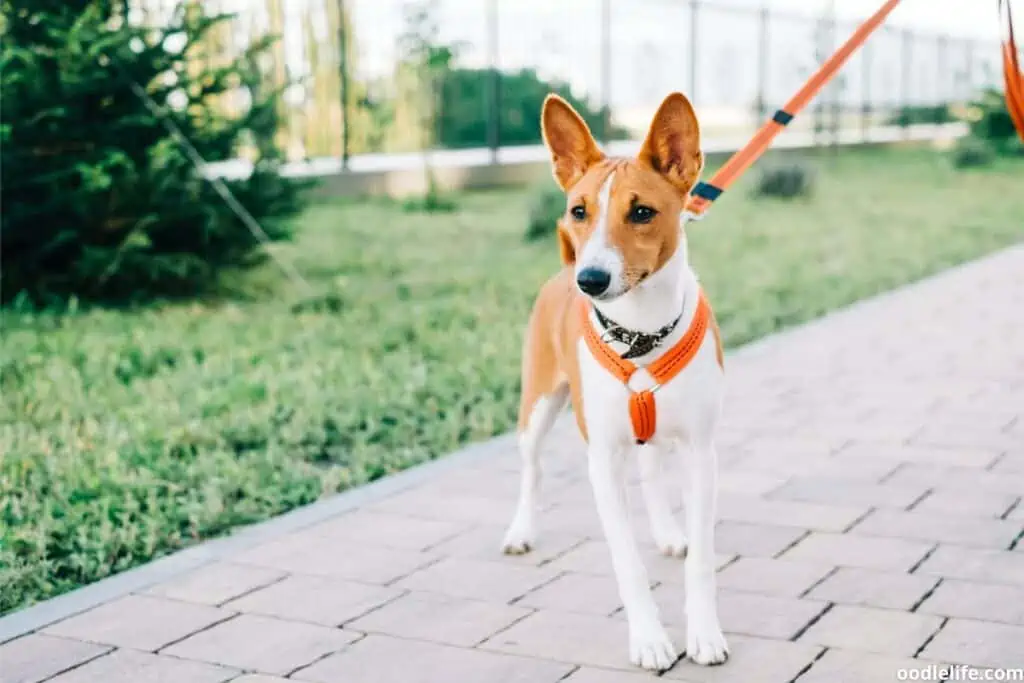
{"left": 437, "top": 68, "right": 623, "bottom": 149}
{"left": 1, "top": 0, "right": 304, "bottom": 303}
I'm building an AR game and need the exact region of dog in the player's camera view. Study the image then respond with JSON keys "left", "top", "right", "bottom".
{"left": 501, "top": 92, "right": 729, "bottom": 671}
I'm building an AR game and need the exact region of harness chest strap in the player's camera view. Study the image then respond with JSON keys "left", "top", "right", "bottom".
{"left": 580, "top": 291, "right": 713, "bottom": 444}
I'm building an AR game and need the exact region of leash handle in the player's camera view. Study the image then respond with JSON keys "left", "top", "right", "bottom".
{"left": 684, "top": 0, "right": 903, "bottom": 219}
{"left": 1001, "top": 0, "right": 1024, "bottom": 142}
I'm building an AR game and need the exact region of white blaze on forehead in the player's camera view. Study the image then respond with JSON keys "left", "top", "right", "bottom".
{"left": 578, "top": 171, "right": 623, "bottom": 281}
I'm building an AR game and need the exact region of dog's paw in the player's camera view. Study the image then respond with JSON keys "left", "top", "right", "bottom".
{"left": 653, "top": 527, "right": 688, "bottom": 558}
{"left": 500, "top": 523, "right": 536, "bottom": 555}
{"left": 686, "top": 624, "right": 729, "bottom": 666}
{"left": 629, "top": 622, "right": 678, "bottom": 671}
{"left": 649, "top": 513, "right": 688, "bottom": 558}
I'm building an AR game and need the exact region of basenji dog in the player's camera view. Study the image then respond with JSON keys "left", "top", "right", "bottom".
{"left": 501, "top": 92, "right": 728, "bottom": 671}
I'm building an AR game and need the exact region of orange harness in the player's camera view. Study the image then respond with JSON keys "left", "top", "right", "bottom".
{"left": 580, "top": 291, "right": 712, "bottom": 444}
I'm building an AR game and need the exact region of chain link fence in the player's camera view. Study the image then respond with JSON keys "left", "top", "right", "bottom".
{"left": 136, "top": 0, "right": 1004, "bottom": 165}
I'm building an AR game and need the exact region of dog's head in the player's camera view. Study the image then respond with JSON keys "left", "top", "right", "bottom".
{"left": 541, "top": 93, "right": 703, "bottom": 301}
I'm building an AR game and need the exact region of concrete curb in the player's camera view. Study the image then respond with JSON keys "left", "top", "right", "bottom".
{"left": 2, "top": 243, "right": 1019, "bottom": 644}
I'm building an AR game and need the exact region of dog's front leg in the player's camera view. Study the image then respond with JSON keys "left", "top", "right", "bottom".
{"left": 588, "top": 445, "right": 677, "bottom": 671}
{"left": 682, "top": 439, "right": 729, "bottom": 665}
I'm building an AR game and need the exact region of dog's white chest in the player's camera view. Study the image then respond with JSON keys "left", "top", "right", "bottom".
{"left": 577, "top": 332, "right": 723, "bottom": 449}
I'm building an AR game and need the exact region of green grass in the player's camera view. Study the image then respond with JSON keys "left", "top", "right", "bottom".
{"left": 2, "top": 146, "right": 1023, "bottom": 614}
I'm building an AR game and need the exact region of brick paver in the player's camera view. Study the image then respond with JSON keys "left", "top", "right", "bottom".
{"left": 3, "top": 246, "right": 1022, "bottom": 680}
{"left": 0, "top": 634, "right": 109, "bottom": 683}
{"left": 44, "top": 649, "right": 237, "bottom": 683}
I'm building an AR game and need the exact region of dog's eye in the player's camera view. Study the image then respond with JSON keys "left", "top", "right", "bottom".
{"left": 570, "top": 205, "right": 586, "bottom": 221}
{"left": 629, "top": 205, "right": 657, "bottom": 224}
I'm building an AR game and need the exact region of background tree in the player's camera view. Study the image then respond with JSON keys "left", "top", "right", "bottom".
{"left": 1, "top": 0, "right": 304, "bottom": 304}
{"left": 438, "top": 68, "right": 623, "bottom": 149}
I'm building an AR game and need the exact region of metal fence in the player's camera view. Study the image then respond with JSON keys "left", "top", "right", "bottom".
{"left": 144, "top": 0, "right": 1005, "bottom": 164}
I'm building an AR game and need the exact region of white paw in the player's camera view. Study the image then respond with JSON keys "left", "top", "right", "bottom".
{"left": 629, "top": 622, "right": 678, "bottom": 671}
{"left": 500, "top": 522, "right": 536, "bottom": 555}
{"left": 653, "top": 525, "right": 688, "bottom": 558}
{"left": 686, "top": 622, "right": 729, "bottom": 666}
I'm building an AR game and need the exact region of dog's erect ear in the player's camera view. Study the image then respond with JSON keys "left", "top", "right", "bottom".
{"left": 542, "top": 94, "right": 605, "bottom": 191}
{"left": 637, "top": 92, "right": 703, "bottom": 195}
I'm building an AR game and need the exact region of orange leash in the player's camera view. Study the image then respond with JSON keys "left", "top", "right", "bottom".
{"left": 580, "top": 291, "right": 712, "bottom": 444}
{"left": 684, "top": 0, "right": 902, "bottom": 218}
{"left": 1002, "top": 0, "right": 1024, "bottom": 142}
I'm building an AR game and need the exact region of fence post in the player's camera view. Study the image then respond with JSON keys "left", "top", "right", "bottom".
{"left": 756, "top": 3, "right": 770, "bottom": 127}
{"left": 900, "top": 28, "right": 912, "bottom": 139}
{"left": 600, "top": 0, "right": 611, "bottom": 144}
{"left": 336, "top": 0, "right": 350, "bottom": 169}
{"left": 861, "top": 34, "right": 872, "bottom": 142}
{"left": 689, "top": 0, "right": 699, "bottom": 103}
{"left": 827, "top": 6, "right": 839, "bottom": 153}
{"left": 486, "top": 0, "right": 500, "bottom": 162}
{"left": 964, "top": 38, "right": 975, "bottom": 102}
{"left": 936, "top": 33, "right": 948, "bottom": 126}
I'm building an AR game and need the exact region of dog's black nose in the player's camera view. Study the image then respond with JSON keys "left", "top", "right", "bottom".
{"left": 576, "top": 267, "right": 611, "bottom": 296}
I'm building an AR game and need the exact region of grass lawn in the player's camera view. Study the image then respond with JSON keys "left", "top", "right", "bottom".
{"left": 2, "top": 146, "right": 1023, "bottom": 614}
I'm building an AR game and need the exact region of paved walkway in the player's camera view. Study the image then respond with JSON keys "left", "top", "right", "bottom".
{"left": 3, "top": 247, "right": 1023, "bottom": 683}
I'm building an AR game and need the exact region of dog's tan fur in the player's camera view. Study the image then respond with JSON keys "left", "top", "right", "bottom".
{"left": 517, "top": 94, "right": 718, "bottom": 443}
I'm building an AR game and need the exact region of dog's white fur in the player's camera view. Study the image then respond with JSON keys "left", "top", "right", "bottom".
{"left": 502, "top": 186, "right": 728, "bottom": 670}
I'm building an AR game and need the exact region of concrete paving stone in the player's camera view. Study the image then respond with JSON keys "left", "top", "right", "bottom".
{"left": 850, "top": 508, "right": 1021, "bottom": 549}
{"left": 797, "top": 451, "right": 908, "bottom": 482}
{"left": 716, "top": 557, "right": 834, "bottom": 598}
{"left": 716, "top": 592, "right": 829, "bottom": 641}
{"left": 548, "top": 540, "right": 732, "bottom": 586}
{"left": 542, "top": 503, "right": 614, "bottom": 537}
{"left": 395, "top": 557, "right": 559, "bottom": 603}
{"left": 799, "top": 605, "right": 943, "bottom": 657}
{"left": 717, "top": 495, "right": 866, "bottom": 533}
{"left": 838, "top": 442, "right": 1002, "bottom": 469}
{"left": 647, "top": 585, "right": 828, "bottom": 641}
{"left": 912, "top": 487, "right": 1019, "bottom": 519}
{"left": 301, "top": 509, "right": 468, "bottom": 551}
{"left": 911, "top": 423, "right": 1021, "bottom": 453}
{"left": 918, "top": 619, "right": 1024, "bottom": 669}
{"left": 161, "top": 614, "right": 358, "bottom": 675}
{"left": 480, "top": 609, "right": 683, "bottom": 671}
{"left": 428, "top": 523, "right": 584, "bottom": 567}
{"left": 45, "top": 649, "right": 237, "bottom": 683}
{"left": 293, "top": 633, "right": 573, "bottom": 683}
{"left": 42, "top": 595, "right": 231, "bottom": 651}
{"left": 781, "top": 532, "right": 933, "bottom": 572}
{"left": 366, "top": 489, "right": 527, "bottom": 525}
{"left": 990, "top": 453, "right": 1024, "bottom": 476}
{"left": 805, "top": 567, "right": 938, "bottom": 611}
{"left": 233, "top": 534, "right": 437, "bottom": 584}
{"left": 223, "top": 574, "right": 402, "bottom": 626}
{"left": 347, "top": 590, "right": 531, "bottom": 647}
{"left": 663, "top": 634, "right": 822, "bottom": 682}
{"left": 916, "top": 580, "right": 1024, "bottom": 625}
{"left": 716, "top": 469, "right": 788, "bottom": 496}
{"left": 516, "top": 572, "right": 626, "bottom": 616}
{"left": 0, "top": 634, "right": 109, "bottom": 683}
{"left": 915, "top": 545, "right": 1024, "bottom": 586}
{"left": 768, "top": 477, "right": 927, "bottom": 509}
{"left": 143, "top": 562, "right": 285, "bottom": 606}
{"left": 424, "top": 466, "right": 537, "bottom": 498}
{"left": 563, "top": 666, "right": 662, "bottom": 683}
{"left": 714, "top": 521, "right": 808, "bottom": 558}
{"left": 796, "top": 648, "right": 936, "bottom": 683}
{"left": 729, "top": 436, "right": 846, "bottom": 460}
{"left": 886, "top": 464, "right": 1024, "bottom": 497}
